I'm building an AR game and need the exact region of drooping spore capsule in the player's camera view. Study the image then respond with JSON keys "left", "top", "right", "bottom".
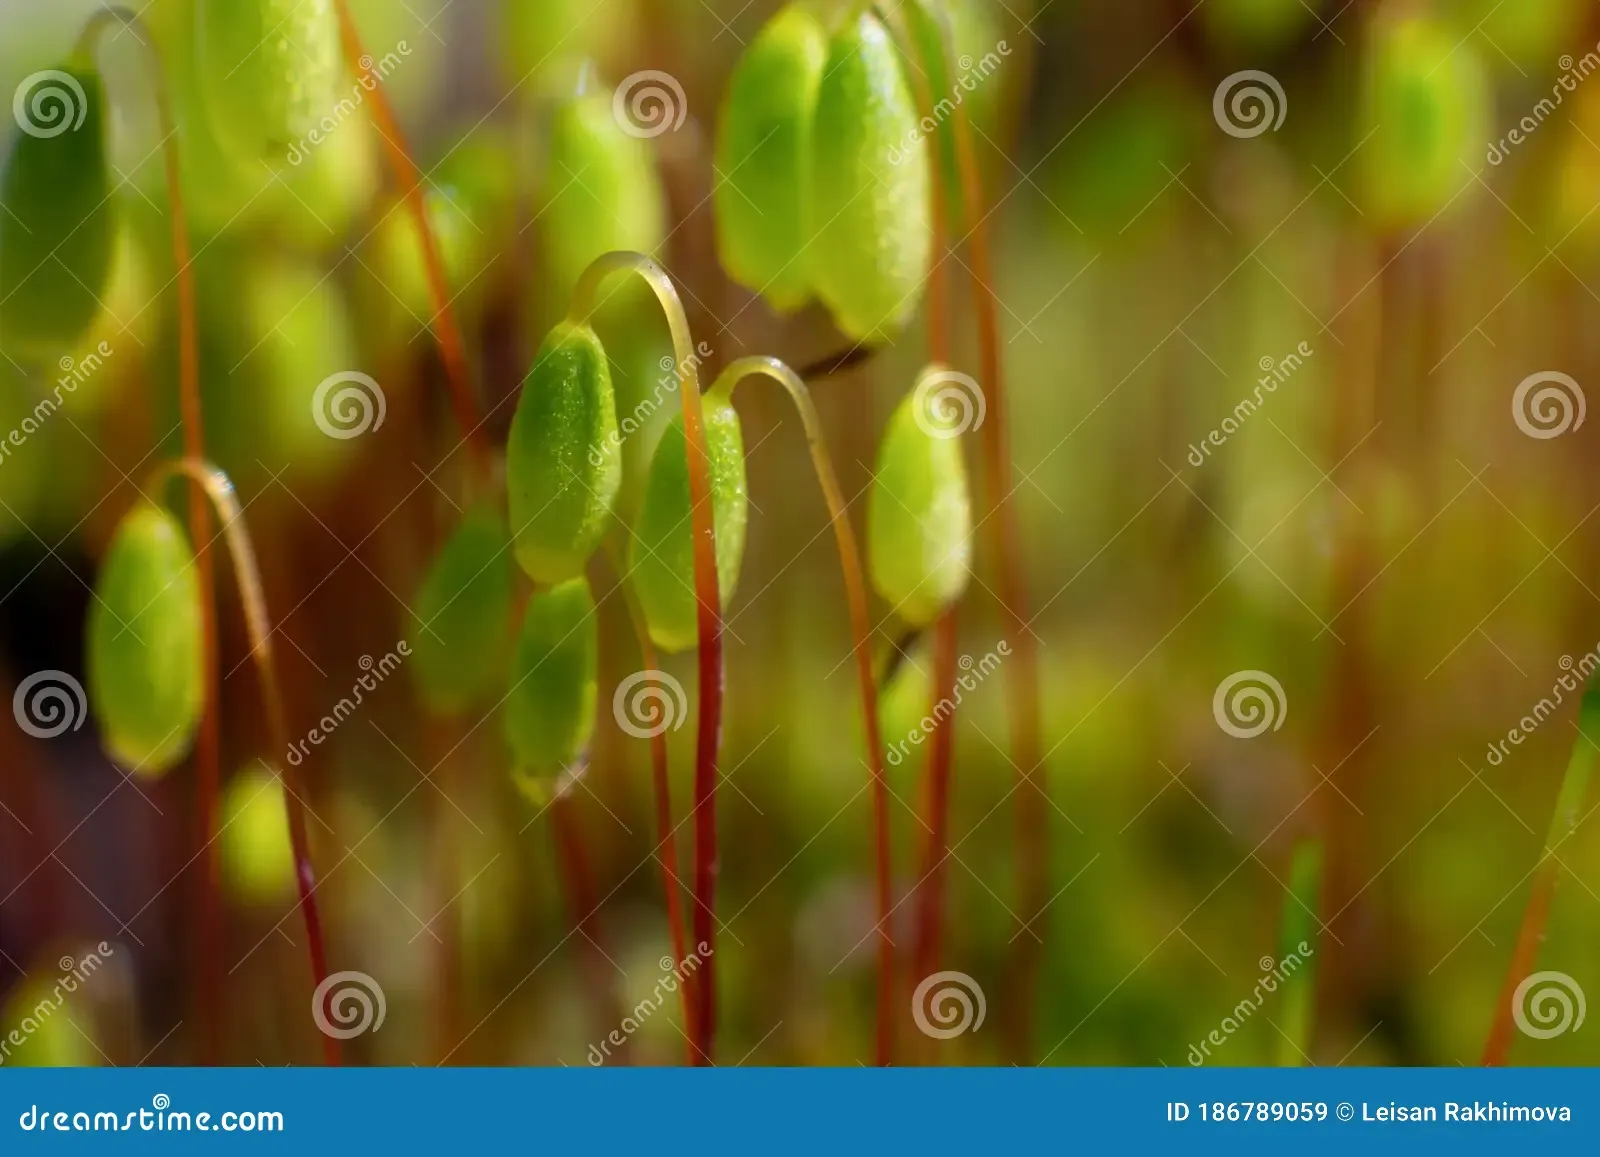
{"left": 538, "top": 92, "right": 667, "bottom": 305}
{"left": 809, "top": 11, "right": 933, "bottom": 340}
{"left": 714, "top": 4, "right": 827, "bottom": 313}
{"left": 409, "top": 508, "right": 514, "bottom": 716}
{"left": 0, "top": 65, "right": 116, "bottom": 358}
{"left": 867, "top": 379, "right": 973, "bottom": 627}
{"left": 220, "top": 762, "right": 295, "bottom": 905}
{"left": 86, "top": 502, "right": 204, "bottom": 776}
{"left": 195, "top": 0, "right": 341, "bottom": 164}
{"left": 628, "top": 396, "right": 748, "bottom": 654}
{"left": 506, "top": 322, "right": 622, "bottom": 584}
{"left": 505, "top": 578, "right": 599, "bottom": 801}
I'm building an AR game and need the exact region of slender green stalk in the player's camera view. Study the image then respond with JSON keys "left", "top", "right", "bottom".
{"left": 149, "top": 459, "right": 337, "bottom": 1066}
{"left": 1482, "top": 682, "right": 1600, "bottom": 1065}
{"left": 1276, "top": 840, "right": 1322, "bottom": 1066}
{"left": 77, "top": 6, "right": 219, "bottom": 1063}
{"left": 708, "top": 356, "right": 893, "bottom": 1065}
{"left": 568, "top": 252, "right": 723, "bottom": 1061}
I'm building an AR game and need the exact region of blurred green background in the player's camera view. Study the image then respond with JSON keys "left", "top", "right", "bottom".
{"left": 1, "top": 0, "right": 1598, "bottom": 1067}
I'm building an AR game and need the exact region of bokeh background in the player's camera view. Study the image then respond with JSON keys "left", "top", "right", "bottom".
{"left": 1, "top": 0, "right": 1599, "bottom": 1067}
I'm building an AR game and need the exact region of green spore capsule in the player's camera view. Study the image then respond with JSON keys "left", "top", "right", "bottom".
{"left": 0, "top": 65, "right": 116, "bottom": 358}
{"left": 86, "top": 502, "right": 204, "bottom": 776}
{"left": 867, "top": 375, "right": 973, "bottom": 627}
{"left": 220, "top": 762, "right": 295, "bottom": 905}
{"left": 2, "top": 969, "right": 101, "bottom": 1066}
{"left": 809, "top": 11, "right": 933, "bottom": 340}
{"left": 1360, "top": 14, "right": 1488, "bottom": 229}
{"left": 505, "top": 577, "right": 599, "bottom": 802}
{"left": 628, "top": 395, "right": 748, "bottom": 654}
{"left": 507, "top": 322, "right": 621, "bottom": 584}
{"left": 714, "top": 4, "right": 827, "bottom": 313}
{"left": 409, "top": 508, "right": 514, "bottom": 716}
{"left": 195, "top": 0, "right": 341, "bottom": 164}
{"left": 539, "top": 92, "right": 667, "bottom": 305}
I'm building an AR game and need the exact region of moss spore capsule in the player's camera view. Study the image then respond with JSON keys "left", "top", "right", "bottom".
{"left": 87, "top": 501, "right": 204, "bottom": 776}
{"left": 868, "top": 379, "right": 973, "bottom": 627}
{"left": 0, "top": 64, "right": 116, "bottom": 358}
{"left": 808, "top": 10, "right": 933, "bottom": 340}
{"left": 714, "top": 4, "right": 827, "bottom": 313}
{"left": 505, "top": 577, "right": 599, "bottom": 801}
{"left": 220, "top": 762, "right": 296, "bottom": 905}
{"left": 409, "top": 508, "right": 514, "bottom": 715}
{"left": 507, "top": 321, "right": 622, "bottom": 584}
{"left": 629, "top": 395, "right": 748, "bottom": 653}
{"left": 196, "top": 0, "right": 341, "bottom": 164}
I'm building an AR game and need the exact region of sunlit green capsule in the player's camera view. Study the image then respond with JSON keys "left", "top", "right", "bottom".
{"left": 809, "top": 11, "right": 933, "bottom": 340}
{"left": 507, "top": 322, "right": 621, "bottom": 584}
{"left": 539, "top": 92, "right": 667, "bottom": 305}
{"left": 409, "top": 508, "right": 514, "bottom": 715}
{"left": 220, "top": 762, "right": 295, "bottom": 905}
{"left": 86, "top": 502, "right": 204, "bottom": 776}
{"left": 505, "top": 578, "right": 598, "bottom": 799}
{"left": 714, "top": 4, "right": 827, "bottom": 313}
{"left": 0, "top": 65, "right": 116, "bottom": 358}
{"left": 867, "top": 378, "right": 972, "bottom": 627}
{"left": 1, "top": 969, "right": 100, "bottom": 1066}
{"left": 195, "top": 0, "right": 341, "bottom": 164}
{"left": 628, "top": 395, "right": 748, "bottom": 654}
{"left": 1360, "top": 14, "right": 1488, "bottom": 229}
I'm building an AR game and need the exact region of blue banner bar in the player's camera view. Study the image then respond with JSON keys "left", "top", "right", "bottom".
{"left": 1, "top": 1068, "right": 1593, "bottom": 1152}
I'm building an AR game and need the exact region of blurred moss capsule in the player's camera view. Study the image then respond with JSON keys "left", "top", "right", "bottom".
{"left": 505, "top": 578, "right": 599, "bottom": 799}
{"left": 628, "top": 395, "right": 748, "bottom": 654}
{"left": 409, "top": 508, "right": 514, "bottom": 715}
{"left": 87, "top": 502, "right": 204, "bottom": 776}
{"left": 1360, "top": 14, "right": 1488, "bottom": 229}
{"left": 195, "top": 0, "right": 341, "bottom": 164}
{"left": 539, "top": 93, "right": 667, "bottom": 305}
{"left": 220, "top": 762, "right": 295, "bottom": 905}
{"left": 868, "top": 378, "right": 973, "bottom": 627}
{"left": 0, "top": 65, "right": 116, "bottom": 358}
{"left": 714, "top": 4, "right": 827, "bottom": 313}
{"left": 507, "top": 322, "right": 621, "bottom": 584}
{"left": 809, "top": 11, "right": 933, "bottom": 340}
